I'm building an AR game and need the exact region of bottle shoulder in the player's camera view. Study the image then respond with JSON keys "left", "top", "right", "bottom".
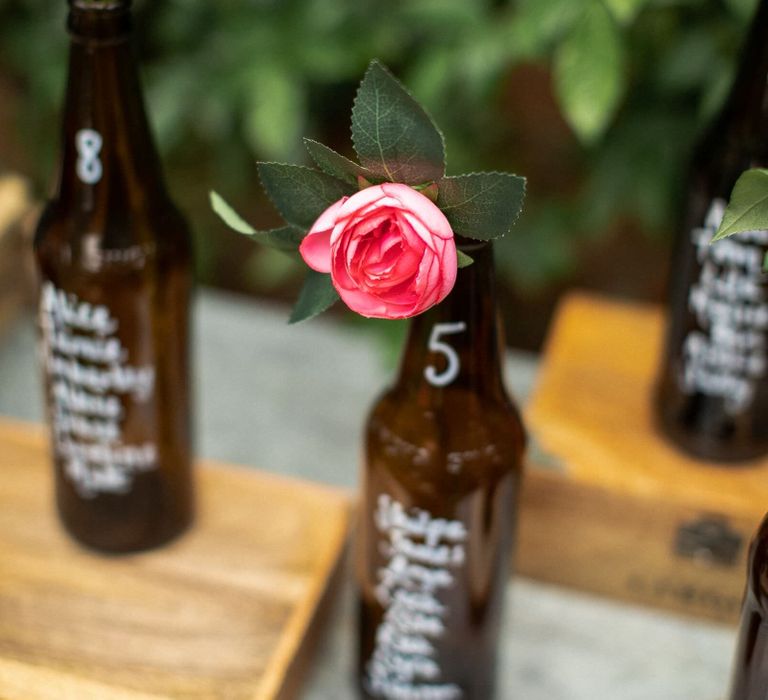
{"left": 34, "top": 195, "right": 192, "bottom": 274}
{"left": 365, "top": 386, "right": 525, "bottom": 486}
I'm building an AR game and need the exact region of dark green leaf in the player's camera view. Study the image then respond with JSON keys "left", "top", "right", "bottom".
{"left": 258, "top": 163, "right": 354, "bottom": 229}
{"left": 713, "top": 169, "right": 768, "bottom": 241}
{"left": 437, "top": 173, "right": 526, "bottom": 240}
{"left": 289, "top": 270, "right": 340, "bottom": 324}
{"left": 553, "top": 2, "right": 625, "bottom": 144}
{"left": 263, "top": 226, "right": 305, "bottom": 253}
{"left": 351, "top": 60, "right": 445, "bottom": 185}
{"left": 303, "top": 138, "right": 371, "bottom": 185}
{"left": 456, "top": 249, "right": 474, "bottom": 268}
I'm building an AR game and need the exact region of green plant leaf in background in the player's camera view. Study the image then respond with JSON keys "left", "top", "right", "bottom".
{"left": 351, "top": 60, "right": 445, "bottom": 185}
{"left": 553, "top": 1, "right": 625, "bottom": 144}
{"left": 602, "top": 0, "right": 648, "bottom": 25}
{"left": 210, "top": 191, "right": 305, "bottom": 252}
{"left": 712, "top": 169, "right": 768, "bottom": 241}
{"left": 257, "top": 163, "right": 354, "bottom": 229}
{"left": 509, "top": 0, "right": 582, "bottom": 55}
{"left": 303, "top": 139, "right": 372, "bottom": 185}
{"left": 437, "top": 173, "right": 526, "bottom": 240}
{"left": 725, "top": 0, "right": 760, "bottom": 22}
{"left": 244, "top": 65, "right": 305, "bottom": 161}
{"left": 289, "top": 270, "right": 340, "bottom": 324}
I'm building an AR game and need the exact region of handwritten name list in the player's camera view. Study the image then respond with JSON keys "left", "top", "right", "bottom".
{"left": 366, "top": 494, "right": 467, "bottom": 700}
{"left": 683, "top": 199, "right": 768, "bottom": 414}
{"left": 39, "top": 282, "right": 157, "bottom": 497}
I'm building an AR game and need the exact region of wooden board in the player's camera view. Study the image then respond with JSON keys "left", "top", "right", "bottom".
{"left": 518, "top": 292, "right": 768, "bottom": 623}
{"left": 0, "top": 174, "right": 35, "bottom": 337}
{"left": 0, "top": 418, "right": 350, "bottom": 700}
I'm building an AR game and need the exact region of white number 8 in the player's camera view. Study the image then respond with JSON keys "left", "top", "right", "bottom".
{"left": 424, "top": 322, "right": 467, "bottom": 387}
{"left": 76, "top": 128, "right": 103, "bottom": 185}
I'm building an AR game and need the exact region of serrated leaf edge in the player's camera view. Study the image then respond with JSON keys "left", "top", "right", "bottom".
{"left": 303, "top": 138, "right": 371, "bottom": 185}
{"left": 439, "top": 171, "right": 528, "bottom": 239}
{"left": 257, "top": 161, "right": 353, "bottom": 228}
{"left": 713, "top": 170, "right": 768, "bottom": 242}
{"left": 350, "top": 59, "right": 446, "bottom": 182}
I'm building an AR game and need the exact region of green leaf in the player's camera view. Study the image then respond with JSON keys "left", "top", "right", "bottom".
{"left": 263, "top": 226, "right": 305, "bottom": 253}
{"left": 258, "top": 163, "right": 354, "bottom": 229}
{"left": 244, "top": 66, "right": 304, "bottom": 160}
{"left": 509, "top": 0, "right": 582, "bottom": 55}
{"left": 210, "top": 191, "right": 305, "bottom": 253}
{"left": 437, "top": 173, "right": 526, "bottom": 240}
{"left": 289, "top": 270, "right": 340, "bottom": 324}
{"left": 210, "top": 190, "right": 256, "bottom": 235}
{"left": 725, "top": 0, "right": 759, "bottom": 22}
{"left": 351, "top": 60, "right": 445, "bottom": 185}
{"left": 303, "top": 139, "right": 371, "bottom": 185}
{"left": 554, "top": 2, "right": 625, "bottom": 144}
{"left": 602, "top": 0, "right": 648, "bottom": 25}
{"left": 713, "top": 169, "right": 768, "bottom": 242}
{"left": 456, "top": 249, "right": 474, "bottom": 268}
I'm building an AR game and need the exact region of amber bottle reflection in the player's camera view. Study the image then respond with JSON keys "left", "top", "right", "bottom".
{"left": 33, "top": 0, "right": 193, "bottom": 552}
{"left": 655, "top": 0, "right": 768, "bottom": 462}
{"left": 357, "top": 241, "right": 526, "bottom": 699}
{"left": 728, "top": 515, "right": 768, "bottom": 698}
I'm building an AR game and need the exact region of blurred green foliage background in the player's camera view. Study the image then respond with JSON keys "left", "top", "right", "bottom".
{"left": 0, "top": 0, "right": 759, "bottom": 347}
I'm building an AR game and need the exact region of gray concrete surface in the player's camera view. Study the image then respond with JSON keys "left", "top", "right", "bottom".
{"left": 0, "top": 289, "right": 736, "bottom": 699}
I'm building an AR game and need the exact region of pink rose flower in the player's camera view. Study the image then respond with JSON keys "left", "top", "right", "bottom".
{"left": 299, "top": 183, "right": 457, "bottom": 319}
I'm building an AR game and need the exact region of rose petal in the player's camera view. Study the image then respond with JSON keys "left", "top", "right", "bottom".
{"left": 300, "top": 230, "right": 333, "bottom": 273}
{"left": 380, "top": 183, "right": 454, "bottom": 239}
{"left": 336, "top": 284, "right": 417, "bottom": 319}
{"left": 299, "top": 198, "right": 347, "bottom": 273}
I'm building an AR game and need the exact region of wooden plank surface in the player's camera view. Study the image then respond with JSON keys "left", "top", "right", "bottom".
{"left": 517, "top": 467, "right": 750, "bottom": 622}
{"left": 0, "top": 419, "right": 350, "bottom": 700}
{"left": 527, "top": 292, "right": 768, "bottom": 514}
{"left": 518, "top": 292, "right": 768, "bottom": 623}
{"left": 0, "top": 174, "right": 35, "bottom": 337}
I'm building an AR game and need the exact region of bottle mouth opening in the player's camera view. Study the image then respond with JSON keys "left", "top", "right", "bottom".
{"left": 69, "top": 0, "right": 131, "bottom": 11}
{"left": 67, "top": 0, "right": 132, "bottom": 41}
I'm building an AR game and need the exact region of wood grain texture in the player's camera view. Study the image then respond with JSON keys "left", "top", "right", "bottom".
{"left": 517, "top": 468, "right": 752, "bottom": 623}
{"left": 518, "top": 292, "right": 768, "bottom": 623}
{"left": 527, "top": 291, "right": 768, "bottom": 512}
{"left": 0, "top": 174, "right": 35, "bottom": 337}
{"left": 0, "top": 419, "right": 350, "bottom": 700}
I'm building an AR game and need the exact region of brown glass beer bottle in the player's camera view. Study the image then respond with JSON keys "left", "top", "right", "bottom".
{"left": 357, "top": 240, "right": 526, "bottom": 699}
{"left": 728, "top": 515, "right": 768, "bottom": 698}
{"left": 33, "top": 0, "right": 194, "bottom": 552}
{"left": 655, "top": 0, "right": 768, "bottom": 462}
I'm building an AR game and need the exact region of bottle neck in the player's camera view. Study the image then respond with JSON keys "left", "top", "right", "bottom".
{"left": 394, "top": 240, "right": 507, "bottom": 404}
{"left": 56, "top": 2, "right": 165, "bottom": 210}
{"left": 710, "top": 0, "right": 768, "bottom": 149}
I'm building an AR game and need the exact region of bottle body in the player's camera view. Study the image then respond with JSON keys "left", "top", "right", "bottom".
{"left": 655, "top": 0, "right": 768, "bottom": 462}
{"left": 356, "top": 242, "right": 525, "bottom": 699}
{"left": 33, "top": 0, "right": 193, "bottom": 552}
{"left": 728, "top": 514, "right": 768, "bottom": 699}
{"left": 656, "top": 171, "right": 768, "bottom": 462}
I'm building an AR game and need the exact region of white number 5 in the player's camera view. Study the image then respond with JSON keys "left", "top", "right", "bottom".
{"left": 424, "top": 322, "right": 467, "bottom": 387}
